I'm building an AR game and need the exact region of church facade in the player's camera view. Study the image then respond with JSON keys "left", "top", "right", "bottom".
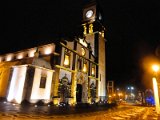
{"left": 0, "top": 1, "right": 107, "bottom": 105}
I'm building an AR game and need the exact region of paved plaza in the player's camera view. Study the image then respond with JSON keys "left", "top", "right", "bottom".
{"left": 0, "top": 100, "right": 160, "bottom": 120}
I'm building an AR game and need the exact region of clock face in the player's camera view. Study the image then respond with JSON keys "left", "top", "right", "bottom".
{"left": 85, "top": 10, "right": 94, "bottom": 18}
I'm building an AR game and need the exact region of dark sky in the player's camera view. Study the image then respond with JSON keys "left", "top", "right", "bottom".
{"left": 3, "top": 0, "right": 160, "bottom": 90}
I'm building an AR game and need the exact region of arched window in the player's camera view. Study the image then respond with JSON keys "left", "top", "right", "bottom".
{"left": 91, "top": 64, "right": 95, "bottom": 76}
{"left": 81, "top": 47, "right": 86, "bottom": 56}
{"left": 83, "top": 60, "right": 87, "bottom": 73}
{"left": 63, "top": 49, "right": 70, "bottom": 68}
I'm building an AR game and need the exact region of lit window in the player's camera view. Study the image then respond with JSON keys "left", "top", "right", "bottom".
{"left": 63, "top": 50, "right": 70, "bottom": 68}
{"left": 81, "top": 47, "right": 86, "bottom": 56}
{"left": 91, "top": 65, "right": 95, "bottom": 76}
{"left": 64, "top": 55, "right": 70, "bottom": 66}
{"left": 83, "top": 61, "right": 87, "bottom": 73}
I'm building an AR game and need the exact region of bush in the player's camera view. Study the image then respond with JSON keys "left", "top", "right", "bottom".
{"left": 36, "top": 100, "right": 45, "bottom": 106}
{"left": 21, "top": 99, "right": 31, "bottom": 106}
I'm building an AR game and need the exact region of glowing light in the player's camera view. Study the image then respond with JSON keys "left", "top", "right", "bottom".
{"left": 83, "top": 25, "right": 87, "bottom": 35}
{"left": 64, "top": 54, "right": 70, "bottom": 66}
{"left": 91, "top": 67, "right": 95, "bottom": 76}
{"left": 53, "top": 99, "right": 59, "bottom": 105}
{"left": 152, "top": 65, "right": 159, "bottom": 73}
{"left": 6, "top": 57, "right": 12, "bottom": 61}
{"left": 128, "top": 87, "right": 134, "bottom": 90}
{"left": 35, "top": 105, "right": 38, "bottom": 107}
{"left": 86, "top": 10, "right": 93, "bottom": 18}
{"left": 6, "top": 54, "right": 13, "bottom": 61}
{"left": 89, "top": 24, "right": 93, "bottom": 34}
{"left": 28, "top": 50, "right": 36, "bottom": 57}
{"left": 102, "top": 31, "right": 104, "bottom": 37}
{"left": 118, "top": 93, "right": 121, "bottom": 96}
{"left": 81, "top": 48, "right": 86, "bottom": 56}
{"left": 83, "top": 63, "right": 87, "bottom": 72}
{"left": 17, "top": 53, "right": 24, "bottom": 59}
{"left": 153, "top": 77, "right": 160, "bottom": 114}
{"left": 44, "top": 47, "right": 52, "bottom": 55}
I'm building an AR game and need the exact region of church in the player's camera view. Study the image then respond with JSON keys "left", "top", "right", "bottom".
{"left": 0, "top": 1, "right": 107, "bottom": 105}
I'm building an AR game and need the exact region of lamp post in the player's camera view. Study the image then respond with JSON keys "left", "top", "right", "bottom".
{"left": 116, "top": 88, "right": 119, "bottom": 100}
{"left": 128, "top": 87, "right": 134, "bottom": 101}
{"left": 152, "top": 64, "right": 160, "bottom": 114}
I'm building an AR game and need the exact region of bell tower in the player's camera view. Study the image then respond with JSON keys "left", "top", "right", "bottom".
{"left": 82, "top": 0, "right": 107, "bottom": 101}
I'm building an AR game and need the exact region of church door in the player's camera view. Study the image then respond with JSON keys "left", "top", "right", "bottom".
{"left": 76, "top": 84, "right": 82, "bottom": 103}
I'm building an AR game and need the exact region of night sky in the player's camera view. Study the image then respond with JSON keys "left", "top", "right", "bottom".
{"left": 3, "top": 0, "right": 160, "bottom": 90}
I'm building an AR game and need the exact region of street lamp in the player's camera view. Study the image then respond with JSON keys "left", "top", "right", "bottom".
{"left": 131, "top": 87, "right": 134, "bottom": 94}
{"left": 128, "top": 87, "right": 134, "bottom": 98}
{"left": 152, "top": 65, "right": 159, "bottom": 73}
{"left": 152, "top": 64, "right": 160, "bottom": 114}
{"left": 127, "top": 86, "right": 135, "bottom": 103}
{"left": 116, "top": 88, "right": 120, "bottom": 100}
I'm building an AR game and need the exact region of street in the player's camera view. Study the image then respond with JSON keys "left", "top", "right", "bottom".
{"left": 0, "top": 101, "right": 160, "bottom": 120}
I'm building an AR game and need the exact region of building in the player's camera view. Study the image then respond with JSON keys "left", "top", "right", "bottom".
{"left": 107, "top": 81, "right": 114, "bottom": 95}
{"left": 0, "top": 1, "right": 107, "bottom": 105}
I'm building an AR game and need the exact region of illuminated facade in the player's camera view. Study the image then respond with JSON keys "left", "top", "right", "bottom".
{"left": 0, "top": 1, "right": 107, "bottom": 104}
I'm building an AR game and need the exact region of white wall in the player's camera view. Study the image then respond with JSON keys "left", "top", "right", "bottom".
{"left": 30, "top": 68, "right": 53, "bottom": 103}
{"left": 98, "top": 33, "right": 106, "bottom": 100}
{"left": 7, "top": 66, "right": 27, "bottom": 104}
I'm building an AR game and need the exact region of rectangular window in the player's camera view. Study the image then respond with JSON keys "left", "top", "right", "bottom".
{"left": 39, "top": 76, "right": 46, "bottom": 88}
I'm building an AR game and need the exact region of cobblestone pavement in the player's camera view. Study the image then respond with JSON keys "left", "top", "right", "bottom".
{"left": 0, "top": 101, "right": 160, "bottom": 120}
